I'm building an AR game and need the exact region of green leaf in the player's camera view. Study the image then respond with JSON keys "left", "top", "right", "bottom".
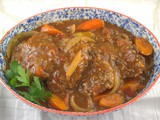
{"left": 9, "top": 77, "right": 17, "bottom": 87}
{"left": 19, "top": 91, "right": 31, "bottom": 100}
{"left": 30, "top": 85, "right": 38, "bottom": 95}
{"left": 10, "top": 60, "right": 19, "bottom": 76}
{"left": 42, "top": 91, "right": 52, "bottom": 101}
{"left": 6, "top": 60, "right": 52, "bottom": 105}
{"left": 33, "top": 76, "right": 42, "bottom": 90}
{"left": 28, "top": 82, "right": 52, "bottom": 104}
{"left": 15, "top": 83, "right": 30, "bottom": 87}
{"left": 5, "top": 69, "right": 14, "bottom": 80}
{"left": 16, "top": 76, "right": 27, "bottom": 83}
{"left": 19, "top": 91, "right": 41, "bottom": 104}
{"left": 19, "top": 90, "right": 41, "bottom": 105}
{"left": 16, "top": 65, "right": 30, "bottom": 87}
{"left": 18, "top": 66, "right": 26, "bottom": 81}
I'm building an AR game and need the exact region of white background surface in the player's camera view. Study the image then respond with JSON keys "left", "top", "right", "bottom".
{"left": 0, "top": 0, "right": 160, "bottom": 120}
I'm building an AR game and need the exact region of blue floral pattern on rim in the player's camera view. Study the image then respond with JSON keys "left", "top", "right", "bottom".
{"left": 0, "top": 7, "right": 159, "bottom": 115}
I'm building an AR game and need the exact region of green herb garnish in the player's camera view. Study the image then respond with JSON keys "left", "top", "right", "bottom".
{"left": 5, "top": 60, "right": 52, "bottom": 105}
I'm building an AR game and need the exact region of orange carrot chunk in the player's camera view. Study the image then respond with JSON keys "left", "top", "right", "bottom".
{"left": 121, "top": 79, "right": 139, "bottom": 97}
{"left": 77, "top": 19, "right": 105, "bottom": 31}
{"left": 40, "top": 24, "right": 64, "bottom": 35}
{"left": 99, "top": 93, "right": 123, "bottom": 108}
{"left": 135, "top": 37, "right": 153, "bottom": 56}
{"left": 94, "top": 94, "right": 109, "bottom": 102}
{"left": 36, "top": 66, "right": 44, "bottom": 78}
{"left": 48, "top": 95, "right": 68, "bottom": 110}
{"left": 66, "top": 50, "right": 83, "bottom": 78}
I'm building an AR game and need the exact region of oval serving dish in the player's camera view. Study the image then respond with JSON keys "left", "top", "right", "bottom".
{"left": 0, "top": 7, "right": 159, "bottom": 116}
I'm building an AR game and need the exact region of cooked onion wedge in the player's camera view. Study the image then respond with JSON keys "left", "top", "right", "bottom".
{"left": 64, "top": 36, "right": 95, "bottom": 52}
{"left": 73, "top": 31, "right": 95, "bottom": 38}
{"left": 109, "top": 70, "right": 121, "bottom": 93}
{"left": 67, "top": 24, "right": 76, "bottom": 33}
{"left": 70, "top": 95, "right": 93, "bottom": 112}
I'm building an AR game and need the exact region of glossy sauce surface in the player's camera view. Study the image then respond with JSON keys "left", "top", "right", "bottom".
{"left": 7, "top": 19, "right": 153, "bottom": 112}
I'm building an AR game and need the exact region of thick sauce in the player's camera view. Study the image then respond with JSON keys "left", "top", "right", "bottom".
{"left": 7, "top": 20, "right": 153, "bottom": 112}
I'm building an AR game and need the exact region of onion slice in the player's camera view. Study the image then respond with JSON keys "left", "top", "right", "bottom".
{"left": 70, "top": 95, "right": 93, "bottom": 112}
{"left": 73, "top": 32, "right": 95, "bottom": 38}
{"left": 109, "top": 69, "right": 121, "bottom": 93}
{"left": 64, "top": 36, "right": 95, "bottom": 52}
{"left": 67, "top": 24, "right": 76, "bottom": 33}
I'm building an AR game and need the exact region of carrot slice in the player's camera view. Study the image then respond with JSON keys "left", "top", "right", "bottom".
{"left": 135, "top": 37, "right": 153, "bottom": 56}
{"left": 121, "top": 79, "right": 139, "bottom": 91}
{"left": 99, "top": 93, "right": 123, "bottom": 108}
{"left": 48, "top": 95, "right": 68, "bottom": 110}
{"left": 121, "top": 79, "right": 139, "bottom": 97}
{"left": 36, "top": 66, "right": 44, "bottom": 78}
{"left": 77, "top": 19, "right": 105, "bottom": 31}
{"left": 94, "top": 94, "right": 109, "bottom": 102}
{"left": 66, "top": 50, "right": 83, "bottom": 78}
{"left": 40, "top": 24, "right": 64, "bottom": 35}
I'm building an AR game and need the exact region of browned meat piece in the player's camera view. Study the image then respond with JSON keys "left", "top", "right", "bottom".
{"left": 95, "top": 42, "right": 119, "bottom": 62}
{"left": 65, "top": 43, "right": 93, "bottom": 88}
{"left": 79, "top": 59, "right": 115, "bottom": 96}
{"left": 75, "top": 42, "right": 117, "bottom": 96}
{"left": 94, "top": 29, "right": 145, "bottom": 79}
{"left": 12, "top": 33, "right": 59, "bottom": 79}
{"left": 92, "top": 37, "right": 145, "bottom": 79}
{"left": 115, "top": 38, "right": 145, "bottom": 78}
{"left": 47, "top": 67, "right": 68, "bottom": 97}
{"left": 47, "top": 39, "right": 94, "bottom": 96}
{"left": 94, "top": 28, "right": 114, "bottom": 43}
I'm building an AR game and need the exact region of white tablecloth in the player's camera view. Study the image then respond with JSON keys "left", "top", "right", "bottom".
{"left": 0, "top": 0, "right": 160, "bottom": 120}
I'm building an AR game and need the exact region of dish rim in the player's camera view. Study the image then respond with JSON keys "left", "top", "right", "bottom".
{"left": 0, "top": 7, "right": 159, "bottom": 116}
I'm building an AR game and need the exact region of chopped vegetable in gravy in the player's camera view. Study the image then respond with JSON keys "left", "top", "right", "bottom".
{"left": 5, "top": 19, "right": 154, "bottom": 112}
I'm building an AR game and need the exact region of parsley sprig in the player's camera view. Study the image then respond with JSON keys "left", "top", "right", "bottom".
{"left": 5, "top": 61, "right": 52, "bottom": 105}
